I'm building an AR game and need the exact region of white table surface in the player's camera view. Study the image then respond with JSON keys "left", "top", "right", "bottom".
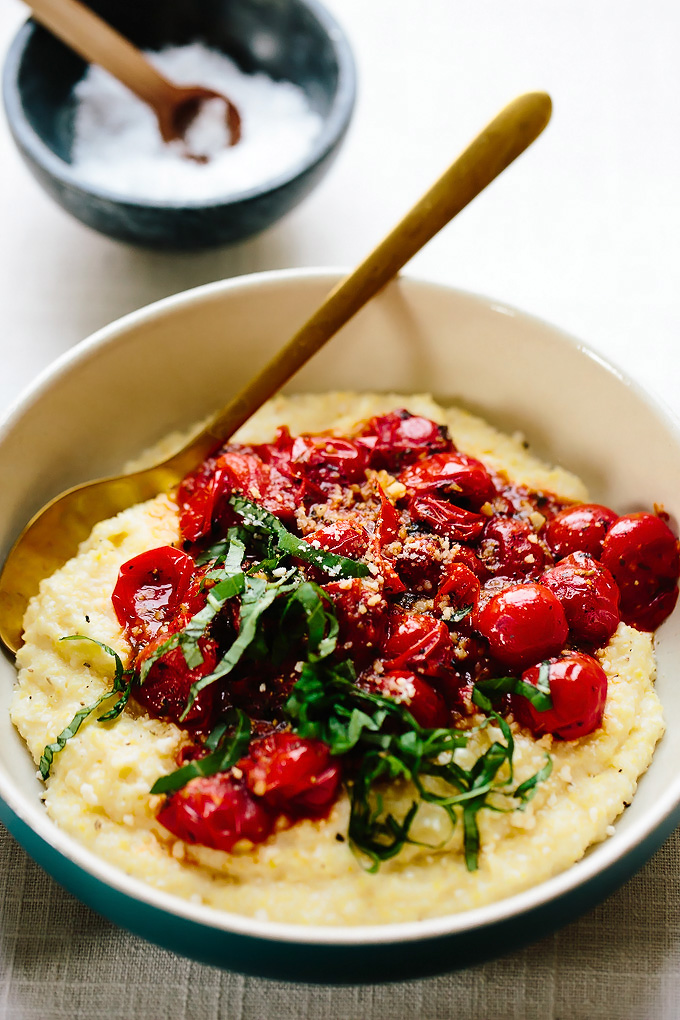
{"left": 1, "top": 1, "right": 680, "bottom": 1017}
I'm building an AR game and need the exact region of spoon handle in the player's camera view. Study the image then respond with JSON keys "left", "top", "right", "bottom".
{"left": 26, "top": 0, "right": 176, "bottom": 110}
{"left": 206, "top": 91, "right": 552, "bottom": 444}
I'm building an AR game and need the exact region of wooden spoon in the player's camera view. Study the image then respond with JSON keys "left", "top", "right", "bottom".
{"left": 0, "top": 91, "right": 551, "bottom": 653}
{"left": 26, "top": 0, "right": 241, "bottom": 156}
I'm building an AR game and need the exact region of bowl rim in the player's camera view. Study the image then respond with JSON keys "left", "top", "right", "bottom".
{"left": 1, "top": 0, "right": 357, "bottom": 210}
{"left": 2, "top": 266, "right": 680, "bottom": 948}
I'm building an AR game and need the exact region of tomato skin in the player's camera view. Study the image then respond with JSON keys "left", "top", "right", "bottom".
{"left": 545, "top": 503, "right": 619, "bottom": 560}
{"left": 395, "top": 533, "right": 448, "bottom": 592}
{"left": 323, "top": 579, "right": 388, "bottom": 662}
{"left": 409, "top": 496, "right": 487, "bottom": 542}
{"left": 358, "top": 410, "right": 453, "bottom": 470}
{"left": 478, "top": 516, "right": 549, "bottom": 581}
{"left": 511, "top": 652, "right": 608, "bottom": 740}
{"left": 399, "top": 452, "right": 496, "bottom": 509}
{"left": 376, "top": 485, "right": 401, "bottom": 545}
{"left": 239, "top": 732, "right": 341, "bottom": 816}
{"left": 290, "top": 435, "right": 370, "bottom": 489}
{"left": 601, "top": 512, "right": 680, "bottom": 630}
{"left": 178, "top": 451, "right": 300, "bottom": 541}
{"left": 474, "top": 583, "right": 569, "bottom": 671}
{"left": 383, "top": 609, "right": 453, "bottom": 677}
{"left": 303, "top": 521, "right": 369, "bottom": 560}
{"left": 434, "top": 562, "right": 481, "bottom": 617}
{"left": 218, "top": 452, "right": 300, "bottom": 524}
{"left": 541, "top": 551, "right": 620, "bottom": 646}
{"left": 157, "top": 773, "right": 274, "bottom": 852}
{"left": 372, "top": 669, "right": 450, "bottom": 729}
{"left": 135, "top": 638, "right": 218, "bottom": 730}
{"left": 112, "top": 546, "right": 196, "bottom": 644}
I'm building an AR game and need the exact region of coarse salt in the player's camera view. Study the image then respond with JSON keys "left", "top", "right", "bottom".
{"left": 70, "top": 43, "right": 324, "bottom": 203}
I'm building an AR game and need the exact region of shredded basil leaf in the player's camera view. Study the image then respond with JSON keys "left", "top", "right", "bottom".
{"left": 39, "top": 636, "right": 133, "bottom": 779}
{"left": 150, "top": 708, "right": 251, "bottom": 794}
{"left": 473, "top": 663, "right": 554, "bottom": 714}
{"left": 284, "top": 658, "right": 532, "bottom": 871}
{"left": 448, "top": 604, "right": 473, "bottom": 624}
{"left": 229, "top": 496, "right": 370, "bottom": 579}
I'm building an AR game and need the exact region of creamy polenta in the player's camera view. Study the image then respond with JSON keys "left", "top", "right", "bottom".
{"left": 10, "top": 393, "right": 665, "bottom": 926}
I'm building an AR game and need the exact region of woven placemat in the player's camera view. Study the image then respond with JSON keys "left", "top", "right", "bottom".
{"left": 1, "top": 823, "right": 679, "bottom": 1019}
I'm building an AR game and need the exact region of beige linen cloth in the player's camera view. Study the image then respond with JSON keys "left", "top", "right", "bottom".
{"left": 1, "top": 822, "right": 679, "bottom": 1019}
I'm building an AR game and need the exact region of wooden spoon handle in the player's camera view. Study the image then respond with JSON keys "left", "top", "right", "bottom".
{"left": 206, "top": 91, "right": 552, "bottom": 443}
{"left": 26, "top": 0, "right": 176, "bottom": 109}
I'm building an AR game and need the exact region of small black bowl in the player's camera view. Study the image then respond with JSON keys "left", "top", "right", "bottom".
{"left": 2, "top": 0, "right": 356, "bottom": 250}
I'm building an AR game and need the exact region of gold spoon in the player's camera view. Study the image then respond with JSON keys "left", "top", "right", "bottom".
{"left": 0, "top": 91, "right": 552, "bottom": 653}
{"left": 26, "top": 0, "right": 241, "bottom": 157}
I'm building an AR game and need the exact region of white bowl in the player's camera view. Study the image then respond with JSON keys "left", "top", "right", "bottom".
{"left": 1, "top": 269, "right": 679, "bottom": 982}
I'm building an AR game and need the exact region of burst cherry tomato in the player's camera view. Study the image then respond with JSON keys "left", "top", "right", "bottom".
{"left": 395, "top": 532, "right": 447, "bottom": 592}
{"left": 434, "top": 562, "right": 481, "bottom": 617}
{"left": 112, "top": 546, "right": 196, "bottom": 643}
{"left": 323, "top": 579, "right": 388, "bottom": 662}
{"left": 409, "top": 496, "right": 487, "bottom": 542}
{"left": 178, "top": 451, "right": 300, "bottom": 540}
{"left": 373, "top": 669, "right": 450, "bottom": 729}
{"left": 358, "top": 410, "right": 453, "bottom": 470}
{"left": 601, "top": 511, "right": 680, "bottom": 630}
{"left": 157, "top": 773, "right": 274, "bottom": 852}
{"left": 399, "top": 452, "right": 496, "bottom": 509}
{"left": 135, "top": 637, "right": 218, "bottom": 730}
{"left": 383, "top": 609, "right": 453, "bottom": 677}
{"left": 478, "top": 516, "right": 549, "bottom": 580}
{"left": 303, "top": 521, "right": 369, "bottom": 559}
{"left": 474, "top": 582, "right": 569, "bottom": 671}
{"left": 375, "top": 485, "right": 401, "bottom": 545}
{"left": 511, "top": 652, "right": 608, "bottom": 740}
{"left": 544, "top": 503, "right": 619, "bottom": 560}
{"left": 290, "top": 435, "right": 369, "bottom": 488}
{"left": 239, "top": 731, "right": 341, "bottom": 817}
{"left": 541, "top": 551, "right": 620, "bottom": 646}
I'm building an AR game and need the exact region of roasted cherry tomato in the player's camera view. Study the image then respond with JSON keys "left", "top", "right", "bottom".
{"left": 395, "top": 532, "right": 448, "bottom": 592}
{"left": 434, "top": 562, "right": 481, "bottom": 618}
{"left": 218, "top": 452, "right": 300, "bottom": 524}
{"left": 135, "top": 637, "right": 218, "bottom": 730}
{"left": 372, "top": 669, "right": 450, "bottom": 729}
{"left": 541, "top": 551, "right": 620, "bottom": 646}
{"left": 544, "top": 503, "right": 619, "bottom": 560}
{"left": 178, "top": 451, "right": 300, "bottom": 541}
{"left": 112, "top": 546, "right": 196, "bottom": 643}
{"left": 511, "top": 652, "right": 608, "bottom": 740}
{"left": 383, "top": 609, "right": 453, "bottom": 677}
{"left": 473, "top": 582, "right": 569, "bottom": 671}
{"left": 399, "top": 452, "right": 496, "bottom": 509}
{"left": 303, "top": 520, "right": 369, "bottom": 560}
{"left": 409, "top": 496, "right": 487, "bottom": 543}
{"left": 323, "top": 579, "right": 388, "bottom": 662}
{"left": 253, "top": 425, "right": 296, "bottom": 475}
{"left": 290, "top": 435, "right": 369, "bottom": 489}
{"left": 601, "top": 511, "right": 680, "bottom": 630}
{"left": 478, "top": 516, "right": 549, "bottom": 581}
{"left": 157, "top": 773, "right": 274, "bottom": 852}
{"left": 239, "top": 731, "right": 341, "bottom": 817}
{"left": 375, "top": 485, "right": 401, "bottom": 545}
{"left": 358, "top": 410, "right": 453, "bottom": 470}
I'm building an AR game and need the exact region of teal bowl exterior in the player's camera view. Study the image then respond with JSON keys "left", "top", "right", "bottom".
{"left": 2, "top": 793, "right": 679, "bottom": 983}
{"left": 2, "top": 0, "right": 356, "bottom": 250}
{"left": 1, "top": 271, "right": 679, "bottom": 982}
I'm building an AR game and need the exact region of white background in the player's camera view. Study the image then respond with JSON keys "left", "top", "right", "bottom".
{"left": 1, "top": 1, "right": 679, "bottom": 1017}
